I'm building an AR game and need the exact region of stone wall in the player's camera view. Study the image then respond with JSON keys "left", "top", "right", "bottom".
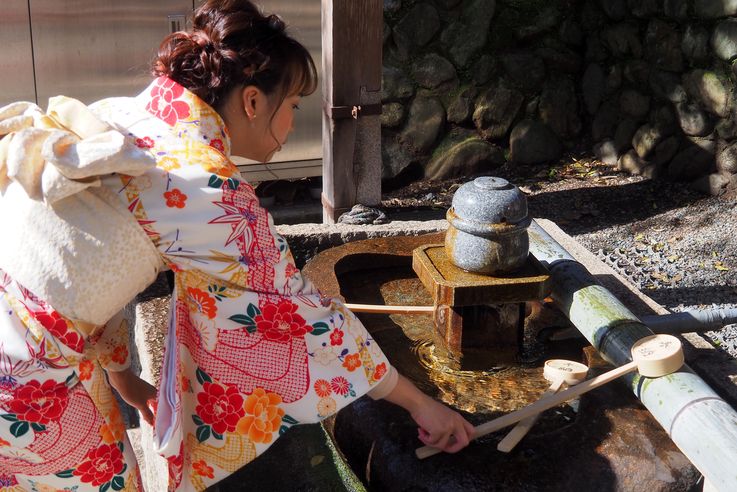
{"left": 381, "top": 0, "right": 737, "bottom": 195}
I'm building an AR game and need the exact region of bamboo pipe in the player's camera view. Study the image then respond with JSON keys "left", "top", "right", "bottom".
{"left": 528, "top": 219, "right": 737, "bottom": 491}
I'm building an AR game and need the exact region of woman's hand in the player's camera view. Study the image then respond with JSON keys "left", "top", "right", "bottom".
{"left": 410, "top": 396, "right": 475, "bottom": 453}
{"left": 106, "top": 368, "right": 157, "bottom": 426}
{"left": 382, "top": 373, "right": 475, "bottom": 454}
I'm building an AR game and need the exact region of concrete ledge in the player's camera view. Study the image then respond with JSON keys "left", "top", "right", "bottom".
{"left": 277, "top": 219, "right": 447, "bottom": 266}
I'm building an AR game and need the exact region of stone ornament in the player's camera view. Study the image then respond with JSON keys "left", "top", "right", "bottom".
{"left": 445, "top": 177, "right": 531, "bottom": 274}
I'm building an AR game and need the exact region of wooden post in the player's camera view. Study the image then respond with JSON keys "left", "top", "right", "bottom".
{"left": 321, "top": 0, "right": 383, "bottom": 223}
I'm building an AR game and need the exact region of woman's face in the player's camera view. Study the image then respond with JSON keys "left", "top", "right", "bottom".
{"left": 228, "top": 86, "right": 300, "bottom": 163}
{"left": 262, "top": 93, "right": 301, "bottom": 162}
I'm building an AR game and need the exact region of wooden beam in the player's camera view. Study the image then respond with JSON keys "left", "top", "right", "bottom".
{"left": 321, "top": 0, "right": 383, "bottom": 223}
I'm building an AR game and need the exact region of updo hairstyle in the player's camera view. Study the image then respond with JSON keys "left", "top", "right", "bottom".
{"left": 153, "top": 0, "right": 317, "bottom": 115}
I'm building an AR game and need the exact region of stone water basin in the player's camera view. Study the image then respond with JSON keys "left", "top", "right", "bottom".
{"left": 303, "top": 233, "right": 700, "bottom": 492}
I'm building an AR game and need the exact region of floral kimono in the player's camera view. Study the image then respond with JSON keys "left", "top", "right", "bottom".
{"left": 1, "top": 77, "right": 394, "bottom": 491}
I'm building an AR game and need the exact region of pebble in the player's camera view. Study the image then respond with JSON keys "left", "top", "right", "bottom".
{"left": 577, "top": 196, "right": 737, "bottom": 358}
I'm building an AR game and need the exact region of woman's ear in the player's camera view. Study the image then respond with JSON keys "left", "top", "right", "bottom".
{"left": 241, "top": 85, "right": 261, "bottom": 120}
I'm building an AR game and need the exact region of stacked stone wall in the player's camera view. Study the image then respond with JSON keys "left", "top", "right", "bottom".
{"left": 381, "top": 0, "right": 737, "bottom": 195}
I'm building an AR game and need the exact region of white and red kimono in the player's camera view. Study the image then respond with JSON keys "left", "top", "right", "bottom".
{"left": 0, "top": 77, "right": 396, "bottom": 491}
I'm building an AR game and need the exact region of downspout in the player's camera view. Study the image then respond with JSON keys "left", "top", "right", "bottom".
{"left": 642, "top": 308, "right": 737, "bottom": 334}
{"left": 528, "top": 220, "right": 737, "bottom": 491}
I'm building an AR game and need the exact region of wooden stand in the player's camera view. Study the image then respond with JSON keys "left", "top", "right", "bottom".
{"left": 412, "top": 244, "right": 551, "bottom": 366}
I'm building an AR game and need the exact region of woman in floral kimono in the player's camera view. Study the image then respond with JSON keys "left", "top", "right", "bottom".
{"left": 0, "top": 0, "right": 474, "bottom": 490}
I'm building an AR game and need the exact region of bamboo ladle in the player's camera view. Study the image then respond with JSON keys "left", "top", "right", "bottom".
{"left": 496, "top": 359, "right": 589, "bottom": 453}
{"left": 416, "top": 333, "right": 685, "bottom": 459}
{"left": 344, "top": 303, "right": 435, "bottom": 314}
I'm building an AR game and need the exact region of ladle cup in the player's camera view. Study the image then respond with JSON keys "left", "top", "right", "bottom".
{"left": 497, "top": 359, "right": 589, "bottom": 453}
{"left": 416, "top": 334, "right": 684, "bottom": 459}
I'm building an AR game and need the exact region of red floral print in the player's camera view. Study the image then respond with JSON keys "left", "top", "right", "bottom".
{"left": 164, "top": 188, "right": 188, "bottom": 209}
{"left": 285, "top": 263, "right": 299, "bottom": 279}
{"left": 73, "top": 443, "right": 125, "bottom": 486}
{"left": 209, "top": 138, "right": 225, "bottom": 152}
{"left": 329, "top": 329, "right": 344, "bottom": 346}
{"left": 342, "top": 353, "right": 361, "bottom": 372}
{"left": 196, "top": 382, "right": 245, "bottom": 435}
{"left": 146, "top": 77, "right": 191, "bottom": 126}
{"left": 9, "top": 379, "right": 69, "bottom": 424}
{"left": 331, "top": 376, "right": 350, "bottom": 396}
{"left": 255, "top": 300, "right": 312, "bottom": 343}
{"left": 135, "top": 136, "right": 155, "bottom": 149}
{"left": 187, "top": 287, "right": 217, "bottom": 319}
{"left": 79, "top": 359, "right": 94, "bottom": 381}
{"left": 111, "top": 345, "right": 128, "bottom": 365}
{"left": 313, "top": 379, "right": 331, "bottom": 397}
{"left": 167, "top": 444, "right": 184, "bottom": 490}
{"left": 193, "top": 459, "right": 214, "bottom": 478}
{"left": 373, "top": 362, "right": 387, "bottom": 381}
{"left": 34, "top": 310, "right": 84, "bottom": 353}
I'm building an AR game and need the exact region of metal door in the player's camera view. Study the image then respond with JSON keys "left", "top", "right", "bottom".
{"left": 0, "top": 0, "right": 36, "bottom": 106}
{"left": 29, "top": 0, "right": 194, "bottom": 105}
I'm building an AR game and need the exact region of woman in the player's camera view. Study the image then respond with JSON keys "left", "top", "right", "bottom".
{"left": 0, "top": 1, "right": 474, "bottom": 490}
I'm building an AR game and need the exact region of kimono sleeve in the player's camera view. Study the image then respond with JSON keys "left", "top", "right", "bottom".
{"left": 88, "top": 309, "right": 131, "bottom": 372}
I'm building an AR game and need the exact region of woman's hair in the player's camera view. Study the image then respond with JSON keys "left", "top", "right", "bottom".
{"left": 153, "top": 0, "right": 317, "bottom": 113}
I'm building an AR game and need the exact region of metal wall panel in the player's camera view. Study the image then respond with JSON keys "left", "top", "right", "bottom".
{"left": 30, "top": 0, "right": 193, "bottom": 106}
{"left": 0, "top": 0, "right": 36, "bottom": 106}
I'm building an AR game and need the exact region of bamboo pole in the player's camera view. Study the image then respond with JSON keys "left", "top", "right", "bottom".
{"left": 527, "top": 219, "right": 737, "bottom": 491}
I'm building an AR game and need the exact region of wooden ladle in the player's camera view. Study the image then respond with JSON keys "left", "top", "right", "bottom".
{"left": 496, "top": 359, "right": 589, "bottom": 453}
{"left": 344, "top": 303, "right": 435, "bottom": 314}
{"left": 416, "top": 334, "right": 685, "bottom": 459}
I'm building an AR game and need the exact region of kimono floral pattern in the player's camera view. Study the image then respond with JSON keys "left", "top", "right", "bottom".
{"left": 0, "top": 273, "right": 142, "bottom": 491}
{"left": 90, "top": 77, "right": 392, "bottom": 491}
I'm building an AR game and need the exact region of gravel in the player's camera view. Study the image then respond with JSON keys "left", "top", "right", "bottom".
{"left": 382, "top": 157, "right": 737, "bottom": 357}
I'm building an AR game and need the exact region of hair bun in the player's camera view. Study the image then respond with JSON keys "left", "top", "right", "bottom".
{"left": 190, "top": 31, "right": 215, "bottom": 51}
{"left": 266, "top": 14, "right": 286, "bottom": 33}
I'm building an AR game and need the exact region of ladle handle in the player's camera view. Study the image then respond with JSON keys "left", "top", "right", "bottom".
{"left": 496, "top": 378, "right": 565, "bottom": 453}
{"left": 416, "top": 360, "right": 638, "bottom": 459}
{"left": 344, "top": 303, "right": 435, "bottom": 314}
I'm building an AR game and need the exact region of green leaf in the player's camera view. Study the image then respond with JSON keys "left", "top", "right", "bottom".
{"left": 227, "top": 178, "right": 240, "bottom": 190}
{"left": 31, "top": 422, "right": 46, "bottom": 432}
{"left": 117, "top": 441, "right": 124, "bottom": 452}
{"left": 99, "top": 482, "right": 111, "bottom": 492}
{"left": 279, "top": 425, "right": 289, "bottom": 435}
{"left": 282, "top": 414, "right": 299, "bottom": 425}
{"left": 196, "top": 368, "right": 212, "bottom": 385}
{"left": 192, "top": 414, "right": 204, "bottom": 426}
{"left": 120, "top": 464, "right": 127, "bottom": 475}
{"left": 56, "top": 469, "right": 75, "bottom": 478}
{"left": 229, "top": 314, "right": 254, "bottom": 327}
{"left": 196, "top": 425, "right": 211, "bottom": 443}
{"left": 1, "top": 414, "right": 18, "bottom": 422}
{"left": 212, "top": 430, "right": 224, "bottom": 440}
{"left": 111, "top": 476, "right": 125, "bottom": 491}
{"left": 10, "top": 421, "right": 29, "bottom": 438}
{"left": 246, "top": 303, "right": 260, "bottom": 318}
{"left": 65, "top": 372, "right": 77, "bottom": 385}
{"left": 208, "top": 175, "right": 224, "bottom": 188}
{"left": 310, "top": 322, "right": 330, "bottom": 336}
